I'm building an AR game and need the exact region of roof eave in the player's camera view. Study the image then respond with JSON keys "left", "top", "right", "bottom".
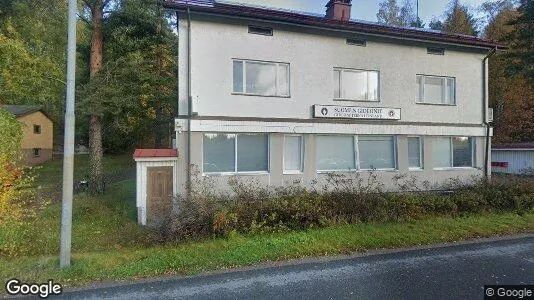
{"left": 164, "top": 2, "right": 505, "bottom": 51}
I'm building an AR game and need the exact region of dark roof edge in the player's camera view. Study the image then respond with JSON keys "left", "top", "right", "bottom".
{"left": 163, "top": 1, "right": 506, "bottom": 51}
{"left": 0, "top": 105, "right": 50, "bottom": 119}
{"left": 493, "top": 143, "right": 534, "bottom": 150}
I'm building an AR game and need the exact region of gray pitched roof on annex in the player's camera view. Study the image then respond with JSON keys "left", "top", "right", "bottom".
{"left": 1, "top": 105, "right": 45, "bottom": 117}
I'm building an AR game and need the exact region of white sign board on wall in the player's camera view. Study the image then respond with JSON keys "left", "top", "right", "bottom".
{"left": 313, "top": 105, "right": 401, "bottom": 120}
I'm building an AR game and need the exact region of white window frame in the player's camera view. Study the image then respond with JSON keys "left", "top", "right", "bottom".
{"left": 316, "top": 135, "right": 397, "bottom": 173}
{"left": 283, "top": 134, "right": 304, "bottom": 174}
{"left": 316, "top": 135, "right": 357, "bottom": 172}
{"left": 408, "top": 136, "right": 424, "bottom": 171}
{"left": 333, "top": 68, "right": 380, "bottom": 102}
{"left": 232, "top": 59, "right": 290, "bottom": 97}
{"left": 357, "top": 135, "right": 398, "bottom": 171}
{"left": 203, "top": 133, "right": 270, "bottom": 175}
{"left": 416, "top": 74, "right": 456, "bottom": 105}
{"left": 433, "top": 137, "right": 475, "bottom": 170}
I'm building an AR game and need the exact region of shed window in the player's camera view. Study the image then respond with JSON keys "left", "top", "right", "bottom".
{"left": 33, "top": 125, "right": 41, "bottom": 134}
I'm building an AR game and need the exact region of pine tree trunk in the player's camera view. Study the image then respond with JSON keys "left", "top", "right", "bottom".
{"left": 154, "top": 4, "right": 165, "bottom": 149}
{"left": 88, "top": 0, "right": 104, "bottom": 194}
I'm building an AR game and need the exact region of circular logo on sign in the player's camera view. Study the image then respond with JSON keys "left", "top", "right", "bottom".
{"left": 321, "top": 108, "right": 329, "bottom": 116}
{"left": 388, "top": 110, "right": 396, "bottom": 118}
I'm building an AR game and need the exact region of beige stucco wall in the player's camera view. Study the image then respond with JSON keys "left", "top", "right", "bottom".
{"left": 18, "top": 111, "right": 53, "bottom": 150}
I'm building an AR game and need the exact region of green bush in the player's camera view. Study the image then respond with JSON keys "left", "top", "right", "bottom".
{"left": 157, "top": 170, "right": 534, "bottom": 242}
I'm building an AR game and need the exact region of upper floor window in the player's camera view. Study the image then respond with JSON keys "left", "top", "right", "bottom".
{"left": 233, "top": 59, "right": 290, "bottom": 97}
{"left": 417, "top": 75, "right": 456, "bottom": 105}
{"left": 33, "top": 125, "right": 41, "bottom": 134}
{"left": 334, "top": 68, "right": 379, "bottom": 101}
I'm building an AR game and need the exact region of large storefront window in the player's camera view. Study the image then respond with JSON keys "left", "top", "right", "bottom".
{"left": 203, "top": 133, "right": 269, "bottom": 173}
{"left": 433, "top": 137, "right": 474, "bottom": 168}
{"left": 316, "top": 135, "right": 396, "bottom": 172}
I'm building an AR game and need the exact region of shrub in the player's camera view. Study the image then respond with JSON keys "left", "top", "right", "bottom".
{"left": 154, "top": 169, "right": 534, "bottom": 243}
{"left": 0, "top": 108, "right": 39, "bottom": 257}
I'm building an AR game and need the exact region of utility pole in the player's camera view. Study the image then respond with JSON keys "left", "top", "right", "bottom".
{"left": 60, "top": 0, "right": 78, "bottom": 269}
{"left": 416, "top": 0, "right": 419, "bottom": 24}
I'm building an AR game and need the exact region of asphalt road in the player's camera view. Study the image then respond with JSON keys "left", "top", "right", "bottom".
{"left": 61, "top": 236, "right": 534, "bottom": 300}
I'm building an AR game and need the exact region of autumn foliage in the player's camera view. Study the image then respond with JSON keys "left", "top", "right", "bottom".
{"left": 0, "top": 108, "right": 33, "bottom": 224}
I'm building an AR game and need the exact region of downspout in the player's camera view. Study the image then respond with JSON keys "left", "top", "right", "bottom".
{"left": 483, "top": 47, "right": 497, "bottom": 179}
{"left": 186, "top": 7, "right": 192, "bottom": 196}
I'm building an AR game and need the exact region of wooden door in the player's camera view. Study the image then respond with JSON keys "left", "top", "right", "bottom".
{"left": 147, "top": 167, "right": 173, "bottom": 227}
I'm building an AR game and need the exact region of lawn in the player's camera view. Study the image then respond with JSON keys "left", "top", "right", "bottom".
{"left": 1, "top": 156, "right": 534, "bottom": 290}
{"left": 35, "top": 154, "right": 135, "bottom": 202}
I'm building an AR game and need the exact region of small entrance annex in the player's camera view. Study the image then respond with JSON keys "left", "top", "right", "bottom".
{"left": 133, "top": 149, "right": 179, "bottom": 227}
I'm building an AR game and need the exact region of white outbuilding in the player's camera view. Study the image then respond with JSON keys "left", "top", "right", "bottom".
{"left": 492, "top": 143, "right": 534, "bottom": 175}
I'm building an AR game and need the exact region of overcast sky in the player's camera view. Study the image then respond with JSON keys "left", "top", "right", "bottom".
{"left": 224, "top": 0, "right": 486, "bottom": 24}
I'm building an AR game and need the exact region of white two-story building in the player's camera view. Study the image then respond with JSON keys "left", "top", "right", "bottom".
{"left": 135, "top": 0, "right": 503, "bottom": 225}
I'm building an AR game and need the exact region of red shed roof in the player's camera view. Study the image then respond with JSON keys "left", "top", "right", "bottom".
{"left": 133, "top": 149, "right": 179, "bottom": 158}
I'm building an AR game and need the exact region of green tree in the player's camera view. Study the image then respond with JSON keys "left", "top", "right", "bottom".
{"left": 80, "top": 0, "right": 111, "bottom": 194}
{"left": 506, "top": 0, "right": 534, "bottom": 79}
{"left": 429, "top": 18, "right": 444, "bottom": 31}
{"left": 442, "top": 0, "right": 479, "bottom": 36}
{"left": 79, "top": 0, "right": 177, "bottom": 154}
{"left": 0, "top": 0, "right": 67, "bottom": 120}
{"left": 377, "top": 0, "right": 420, "bottom": 27}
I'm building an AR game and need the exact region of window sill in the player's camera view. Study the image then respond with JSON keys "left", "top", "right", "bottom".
{"left": 416, "top": 102, "right": 457, "bottom": 106}
{"left": 232, "top": 93, "right": 291, "bottom": 99}
{"left": 360, "top": 168, "right": 398, "bottom": 172}
{"left": 433, "top": 167, "right": 477, "bottom": 171}
{"left": 409, "top": 168, "right": 424, "bottom": 172}
{"left": 203, "top": 171, "right": 270, "bottom": 177}
{"left": 317, "top": 169, "right": 398, "bottom": 174}
{"left": 283, "top": 171, "right": 303, "bottom": 175}
{"left": 333, "top": 98, "right": 380, "bottom": 103}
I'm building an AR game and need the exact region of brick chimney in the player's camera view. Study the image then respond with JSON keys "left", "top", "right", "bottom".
{"left": 325, "top": 0, "right": 352, "bottom": 21}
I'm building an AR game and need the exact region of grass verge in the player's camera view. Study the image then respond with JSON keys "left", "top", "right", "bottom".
{"left": 1, "top": 212, "right": 533, "bottom": 289}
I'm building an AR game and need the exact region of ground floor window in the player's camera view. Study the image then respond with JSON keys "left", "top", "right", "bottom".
{"left": 408, "top": 137, "right": 423, "bottom": 169}
{"left": 433, "top": 137, "right": 474, "bottom": 168}
{"left": 203, "top": 133, "right": 269, "bottom": 174}
{"left": 316, "top": 135, "right": 396, "bottom": 172}
{"left": 358, "top": 136, "right": 396, "bottom": 170}
{"left": 316, "top": 135, "right": 356, "bottom": 171}
{"left": 33, "top": 148, "right": 41, "bottom": 158}
{"left": 284, "top": 135, "right": 304, "bottom": 173}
